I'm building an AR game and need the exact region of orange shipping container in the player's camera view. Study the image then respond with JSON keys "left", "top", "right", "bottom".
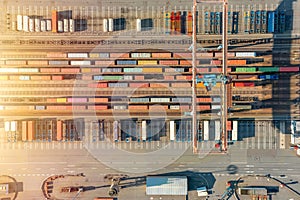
{"left": 159, "top": 60, "right": 179, "bottom": 65}
{"left": 95, "top": 60, "right": 114, "bottom": 66}
{"left": 164, "top": 75, "right": 174, "bottom": 80}
{"left": 227, "top": 60, "right": 246, "bottom": 66}
{"left": 180, "top": 60, "right": 192, "bottom": 65}
{"left": 27, "top": 60, "right": 48, "bottom": 65}
{"left": 129, "top": 83, "right": 149, "bottom": 88}
{"left": 214, "top": 52, "right": 235, "bottom": 57}
{"left": 142, "top": 68, "right": 162, "bottom": 73}
{"left": 57, "top": 121, "right": 62, "bottom": 141}
{"left": 197, "top": 105, "right": 211, "bottom": 111}
{"left": 60, "top": 68, "right": 80, "bottom": 73}
{"left": 46, "top": 52, "right": 67, "bottom": 58}
{"left": 210, "top": 60, "right": 222, "bottom": 65}
{"left": 110, "top": 53, "right": 129, "bottom": 58}
{"left": 40, "top": 68, "right": 60, "bottom": 73}
{"left": 174, "top": 53, "right": 192, "bottom": 58}
{"left": 129, "top": 105, "right": 148, "bottom": 110}
{"left": 30, "top": 76, "right": 51, "bottom": 80}
{"left": 52, "top": 10, "right": 58, "bottom": 32}
{"left": 196, "top": 53, "right": 213, "bottom": 57}
{"left": 82, "top": 75, "right": 92, "bottom": 80}
{"left": 87, "top": 105, "right": 108, "bottom": 110}
{"left": 150, "top": 83, "right": 169, "bottom": 88}
{"left": 197, "top": 97, "right": 212, "bottom": 102}
{"left": 149, "top": 105, "right": 168, "bottom": 110}
{"left": 0, "top": 60, "right": 5, "bottom": 65}
{"left": 152, "top": 53, "right": 172, "bottom": 58}
{"left": 27, "top": 121, "right": 35, "bottom": 141}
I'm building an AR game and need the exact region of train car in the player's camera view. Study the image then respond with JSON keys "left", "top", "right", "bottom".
{"left": 175, "top": 11, "right": 181, "bottom": 34}
{"left": 17, "top": 15, "right": 22, "bottom": 31}
{"left": 232, "top": 12, "right": 239, "bottom": 34}
{"left": 164, "top": 12, "right": 170, "bottom": 34}
{"left": 23, "top": 15, "right": 29, "bottom": 32}
{"left": 249, "top": 10, "right": 255, "bottom": 33}
{"left": 63, "top": 19, "right": 69, "bottom": 32}
{"left": 108, "top": 18, "right": 113, "bottom": 32}
{"left": 261, "top": 10, "right": 267, "bottom": 33}
{"left": 103, "top": 19, "right": 108, "bottom": 32}
{"left": 244, "top": 11, "right": 250, "bottom": 33}
{"left": 267, "top": 11, "right": 275, "bottom": 33}
{"left": 51, "top": 10, "right": 58, "bottom": 32}
{"left": 69, "top": 19, "right": 75, "bottom": 32}
{"left": 35, "top": 18, "right": 40, "bottom": 32}
{"left": 170, "top": 12, "right": 175, "bottom": 34}
{"left": 187, "top": 11, "right": 192, "bottom": 35}
{"left": 46, "top": 19, "right": 52, "bottom": 31}
{"left": 29, "top": 18, "right": 34, "bottom": 32}
{"left": 255, "top": 10, "right": 261, "bottom": 33}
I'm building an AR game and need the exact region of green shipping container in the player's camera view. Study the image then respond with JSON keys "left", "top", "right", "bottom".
{"left": 103, "top": 76, "right": 123, "bottom": 80}
{"left": 258, "top": 67, "right": 279, "bottom": 72}
{"left": 124, "top": 68, "right": 143, "bottom": 73}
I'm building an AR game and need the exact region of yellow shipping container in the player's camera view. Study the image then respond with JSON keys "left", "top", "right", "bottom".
{"left": 143, "top": 68, "right": 162, "bottom": 73}
{"left": 138, "top": 60, "right": 158, "bottom": 65}
{"left": 81, "top": 68, "right": 92, "bottom": 73}
{"left": 89, "top": 53, "right": 100, "bottom": 58}
{"left": 196, "top": 82, "right": 206, "bottom": 88}
{"left": 56, "top": 98, "right": 67, "bottom": 103}
{"left": 0, "top": 76, "right": 8, "bottom": 80}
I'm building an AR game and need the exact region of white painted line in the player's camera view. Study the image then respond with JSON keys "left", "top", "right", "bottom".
{"left": 246, "top": 171, "right": 254, "bottom": 173}
{"left": 246, "top": 165, "right": 254, "bottom": 167}
{"left": 287, "top": 169, "right": 294, "bottom": 171}
{"left": 105, "top": 168, "right": 110, "bottom": 170}
{"left": 22, "top": 174, "right": 26, "bottom": 176}
{"left": 36, "top": 174, "right": 40, "bottom": 176}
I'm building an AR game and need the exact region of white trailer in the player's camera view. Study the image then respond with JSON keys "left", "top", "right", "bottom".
{"left": 108, "top": 18, "right": 113, "bottom": 32}
{"left": 203, "top": 120, "right": 209, "bottom": 141}
{"left": 40, "top": 20, "right": 46, "bottom": 32}
{"left": 17, "top": 15, "right": 22, "bottom": 31}
{"left": 232, "top": 121, "right": 238, "bottom": 141}
{"left": 46, "top": 19, "right": 52, "bottom": 31}
{"left": 170, "top": 121, "right": 175, "bottom": 141}
{"left": 103, "top": 19, "right": 108, "bottom": 32}
{"left": 35, "top": 18, "right": 40, "bottom": 32}
{"left": 136, "top": 18, "right": 141, "bottom": 32}
{"left": 57, "top": 20, "right": 63, "bottom": 32}
{"left": 23, "top": 15, "right": 29, "bottom": 32}
{"left": 69, "top": 19, "right": 75, "bottom": 32}
{"left": 63, "top": 19, "right": 69, "bottom": 32}
{"left": 29, "top": 18, "right": 34, "bottom": 32}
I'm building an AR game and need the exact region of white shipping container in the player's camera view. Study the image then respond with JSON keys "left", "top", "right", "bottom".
{"left": 150, "top": 98, "right": 170, "bottom": 103}
{"left": 57, "top": 20, "right": 63, "bottom": 32}
{"left": 0, "top": 68, "right": 19, "bottom": 73}
{"left": 214, "top": 121, "right": 221, "bottom": 141}
{"left": 211, "top": 105, "right": 221, "bottom": 110}
{"left": 232, "top": 121, "right": 238, "bottom": 141}
{"left": 4, "top": 121, "right": 10, "bottom": 132}
{"left": 63, "top": 19, "right": 69, "bottom": 32}
{"left": 35, "top": 18, "right": 40, "bottom": 32}
{"left": 23, "top": 15, "right": 29, "bottom": 32}
{"left": 40, "top": 20, "right": 46, "bottom": 32}
{"left": 170, "top": 121, "right": 175, "bottom": 141}
{"left": 203, "top": 121, "right": 209, "bottom": 141}
{"left": 142, "top": 120, "right": 147, "bottom": 141}
{"left": 170, "top": 105, "right": 180, "bottom": 110}
{"left": 108, "top": 18, "right": 113, "bottom": 32}
{"left": 18, "top": 68, "right": 39, "bottom": 73}
{"left": 19, "top": 75, "right": 30, "bottom": 80}
{"left": 10, "top": 121, "right": 17, "bottom": 132}
{"left": 136, "top": 18, "right": 141, "bottom": 32}
{"left": 29, "top": 18, "right": 34, "bottom": 32}
{"left": 46, "top": 19, "right": 52, "bottom": 31}
{"left": 235, "top": 52, "right": 256, "bottom": 57}
{"left": 17, "top": 15, "right": 22, "bottom": 31}
{"left": 131, "top": 53, "right": 151, "bottom": 58}
{"left": 67, "top": 53, "right": 88, "bottom": 58}
{"left": 70, "top": 60, "right": 91, "bottom": 65}
{"left": 35, "top": 105, "right": 46, "bottom": 110}
{"left": 69, "top": 19, "right": 75, "bottom": 32}
{"left": 103, "top": 19, "right": 108, "bottom": 32}
{"left": 123, "top": 75, "right": 133, "bottom": 80}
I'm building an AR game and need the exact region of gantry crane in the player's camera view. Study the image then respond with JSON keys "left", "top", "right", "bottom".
{"left": 192, "top": 0, "right": 231, "bottom": 153}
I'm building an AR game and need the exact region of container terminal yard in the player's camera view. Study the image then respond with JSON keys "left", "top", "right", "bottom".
{"left": 0, "top": 0, "right": 299, "bottom": 200}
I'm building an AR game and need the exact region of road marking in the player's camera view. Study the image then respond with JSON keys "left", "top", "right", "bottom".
{"left": 287, "top": 169, "right": 294, "bottom": 171}
{"left": 272, "top": 169, "right": 279, "bottom": 171}
{"left": 244, "top": 168, "right": 250, "bottom": 170}
{"left": 246, "top": 171, "right": 254, "bottom": 173}
{"left": 246, "top": 165, "right": 254, "bottom": 167}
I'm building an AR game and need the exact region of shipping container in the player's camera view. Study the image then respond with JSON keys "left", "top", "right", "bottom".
{"left": 235, "top": 67, "right": 256, "bottom": 73}
{"left": 108, "top": 18, "right": 113, "bottom": 32}
{"left": 170, "top": 12, "right": 175, "bottom": 34}
{"left": 22, "top": 121, "right": 27, "bottom": 141}
{"left": 258, "top": 67, "right": 279, "bottom": 72}
{"left": 170, "top": 105, "right": 180, "bottom": 110}
{"left": 197, "top": 97, "right": 212, "bottom": 103}
{"left": 103, "top": 19, "right": 108, "bottom": 32}
{"left": 19, "top": 75, "right": 30, "bottom": 80}
{"left": 35, "top": 18, "right": 40, "bottom": 32}
{"left": 116, "top": 60, "right": 137, "bottom": 65}
{"left": 159, "top": 60, "right": 178, "bottom": 65}
{"left": 89, "top": 98, "right": 109, "bottom": 103}
{"left": 57, "top": 120, "right": 62, "bottom": 141}
{"left": 174, "top": 53, "right": 192, "bottom": 58}
{"left": 196, "top": 52, "right": 214, "bottom": 57}
{"left": 23, "top": 15, "right": 29, "bottom": 32}
{"left": 234, "top": 82, "right": 255, "bottom": 87}
{"left": 180, "top": 60, "right": 192, "bottom": 65}
{"left": 203, "top": 121, "right": 209, "bottom": 141}
{"left": 164, "top": 75, "right": 174, "bottom": 80}
{"left": 128, "top": 105, "right": 148, "bottom": 110}
{"left": 30, "top": 76, "right": 51, "bottom": 80}
{"left": 110, "top": 53, "right": 129, "bottom": 58}
{"left": 27, "top": 60, "right": 48, "bottom": 65}
{"left": 52, "top": 75, "right": 64, "bottom": 80}
{"left": 150, "top": 98, "right": 170, "bottom": 103}
{"left": 170, "top": 121, "right": 175, "bottom": 141}
{"left": 227, "top": 60, "right": 246, "bottom": 65}
{"left": 27, "top": 121, "right": 35, "bottom": 141}
{"left": 152, "top": 53, "right": 172, "bottom": 58}
{"left": 130, "top": 98, "right": 149, "bottom": 103}
{"left": 123, "top": 68, "right": 143, "bottom": 73}
{"left": 35, "top": 105, "right": 46, "bottom": 110}
{"left": 113, "top": 105, "right": 127, "bottom": 110}
{"left": 215, "top": 121, "right": 221, "bottom": 141}
{"left": 68, "top": 53, "right": 88, "bottom": 58}
{"left": 171, "top": 83, "right": 191, "bottom": 87}
{"left": 60, "top": 68, "right": 80, "bottom": 73}
{"left": 95, "top": 60, "right": 113, "bottom": 66}
{"left": 214, "top": 52, "right": 235, "bottom": 58}
{"left": 40, "top": 20, "right": 46, "bottom": 32}
{"left": 103, "top": 76, "right": 123, "bottom": 80}
{"left": 149, "top": 83, "right": 169, "bottom": 88}
{"left": 108, "top": 83, "right": 128, "bottom": 87}
{"left": 135, "top": 75, "right": 144, "bottom": 80}
{"left": 48, "top": 60, "right": 69, "bottom": 65}
{"left": 70, "top": 60, "right": 91, "bottom": 65}
{"left": 46, "top": 19, "right": 52, "bottom": 31}
{"left": 5, "top": 60, "right": 26, "bottom": 65}
{"left": 210, "top": 60, "right": 222, "bottom": 65}
{"left": 0, "top": 68, "right": 19, "bottom": 73}
{"left": 18, "top": 68, "right": 39, "bottom": 73}
{"left": 69, "top": 19, "right": 75, "bottom": 32}
{"left": 136, "top": 18, "right": 141, "bottom": 32}
{"left": 47, "top": 52, "right": 67, "bottom": 58}
{"left": 164, "top": 12, "right": 171, "bottom": 34}
{"left": 237, "top": 75, "right": 258, "bottom": 80}
{"left": 129, "top": 83, "right": 149, "bottom": 88}
{"left": 87, "top": 105, "right": 108, "bottom": 110}
{"left": 52, "top": 10, "right": 57, "bottom": 32}
{"left": 67, "top": 98, "right": 87, "bottom": 103}
{"left": 17, "top": 15, "right": 22, "bottom": 31}
{"left": 172, "top": 97, "right": 191, "bottom": 103}
{"left": 143, "top": 68, "right": 162, "bottom": 73}
{"left": 29, "top": 18, "right": 34, "bottom": 32}
{"left": 211, "top": 105, "right": 221, "bottom": 110}
{"left": 227, "top": 120, "right": 232, "bottom": 131}
{"left": 235, "top": 52, "right": 256, "bottom": 57}
{"left": 57, "top": 20, "right": 63, "bottom": 32}
{"left": 175, "top": 11, "right": 181, "bottom": 34}
{"left": 187, "top": 11, "right": 193, "bottom": 35}
{"left": 138, "top": 60, "right": 158, "bottom": 65}
{"left": 267, "top": 11, "right": 275, "bottom": 33}
{"left": 0, "top": 76, "right": 9, "bottom": 80}
{"left": 279, "top": 67, "right": 299, "bottom": 72}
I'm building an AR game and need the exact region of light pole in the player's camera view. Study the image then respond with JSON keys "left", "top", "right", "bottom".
{"left": 192, "top": 0, "right": 228, "bottom": 154}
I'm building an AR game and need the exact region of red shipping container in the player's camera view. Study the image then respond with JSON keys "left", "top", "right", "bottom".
{"left": 57, "top": 121, "right": 62, "bottom": 141}
{"left": 197, "top": 105, "right": 211, "bottom": 110}
{"left": 159, "top": 60, "right": 179, "bottom": 65}
{"left": 91, "top": 68, "right": 101, "bottom": 73}
{"left": 197, "top": 68, "right": 209, "bottom": 73}
{"left": 61, "top": 68, "right": 80, "bottom": 73}
{"left": 174, "top": 53, "right": 192, "bottom": 58}
{"left": 88, "top": 105, "right": 108, "bottom": 110}
{"left": 243, "top": 82, "right": 255, "bottom": 87}
{"left": 279, "top": 67, "right": 299, "bottom": 72}
{"left": 152, "top": 53, "right": 172, "bottom": 58}
{"left": 164, "top": 75, "right": 174, "bottom": 80}
{"left": 95, "top": 60, "right": 114, "bottom": 65}
{"left": 40, "top": 68, "right": 60, "bottom": 73}
{"left": 234, "top": 82, "right": 244, "bottom": 87}
{"left": 210, "top": 60, "right": 222, "bottom": 65}
{"left": 197, "top": 97, "right": 212, "bottom": 102}
{"left": 52, "top": 75, "right": 64, "bottom": 80}
{"left": 129, "top": 83, "right": 149, "bottom": 88}
{"left": 227, "top": 121, "right": 232, "bottom": 131}
{"left": 52, "top": 10, "right": 58, "bottom": 33}
{"left": 110, "top": 53, "right": 129, "bottom": 58}
{"left": 97, "top": 83, "right": 108, "bottom": 88}
{"left": 88, "top": 83, "right": 98, "bottom": 88}
{"left": 135, "top": 75, "right": 144, "bottom": 80}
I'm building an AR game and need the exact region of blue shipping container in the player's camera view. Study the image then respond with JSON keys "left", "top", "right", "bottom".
{"left": 116, "top": 60, "right": 137, "bottom": 65}
{"left": 267, "top": 11, "right": 275, "bottom": 33}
